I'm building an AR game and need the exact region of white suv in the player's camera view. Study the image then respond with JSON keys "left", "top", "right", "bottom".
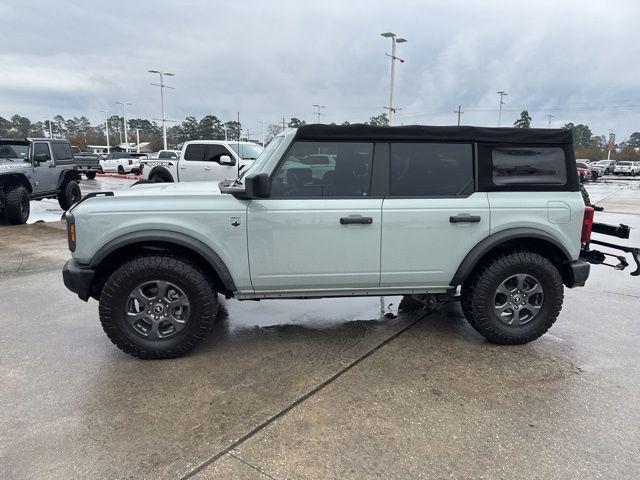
{"left": 613, "top": 161, "right": 640, "bottom": 176}
{"left": 62, "top": 125, "right": 638, "bottom": 359}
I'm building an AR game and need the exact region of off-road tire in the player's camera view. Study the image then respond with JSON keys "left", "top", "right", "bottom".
{"left": 4, "top": 185, "right": 30, "bottom": 224}
{"left": 99, "top": 255, "right": 218, "bottom": 359}
{"left": 580, "top": 183, "right": 592, "bottom": 206}
{"left": 57, "top": 180, "right": 81, "bottom": 210}
{"left": 460, "top": 252, "right": 564, "bottom": 345}
{"left": 85, "top": 171, "right": 97, "bottom": 180}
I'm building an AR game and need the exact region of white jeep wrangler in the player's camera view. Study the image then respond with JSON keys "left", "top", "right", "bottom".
{"left": 64, "top": 125, "right": 633, "bottom": 359}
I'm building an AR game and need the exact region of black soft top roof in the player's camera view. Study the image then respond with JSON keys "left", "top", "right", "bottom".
{"left": 294, "top": 124, "right": 573, "bottom": 145}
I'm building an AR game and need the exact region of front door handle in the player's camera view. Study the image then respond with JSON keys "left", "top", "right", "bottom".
{"left": 204, "top": 166, "right": 211, "bottom": 171}
{"left": 179, "top": 165, "right": 187, "bottom": 170}
{"left": 340, "top": 215, "right": 373, "bottom": 225}
{"left": 450, "top": 214, "right": 481, "bottom": 223}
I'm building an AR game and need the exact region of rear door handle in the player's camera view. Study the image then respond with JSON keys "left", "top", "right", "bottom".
{"left": 450, "top": 214, "right": 481, "bottom": 223}
{"left": 340, "top": 215, "right": 373, "bottom": 225}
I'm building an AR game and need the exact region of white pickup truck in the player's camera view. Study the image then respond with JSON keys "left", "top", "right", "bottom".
{"left": 139, "top": 140, "right": 264, "bottom": 183}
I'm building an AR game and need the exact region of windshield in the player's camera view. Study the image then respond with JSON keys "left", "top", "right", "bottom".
{"left": 229, "top": 142, "right": 264, "bottom": 160}
{"left": 0, "top": 143, "right": 29, "bottom": 160}
{"left": 618, "top": 161, "right": 631, "bottom": 166}
{"left": 596, "top": 160, "right": 610, "bottom": 165}
{"left": 239, "top": 136, "right": 284, "bottom": 179}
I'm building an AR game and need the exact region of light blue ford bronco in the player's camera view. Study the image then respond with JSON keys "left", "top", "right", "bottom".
{"left": 63, "top": 125, "right": 636, "bottom": 359}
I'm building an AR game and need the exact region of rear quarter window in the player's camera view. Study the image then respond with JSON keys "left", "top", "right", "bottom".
{"left": 491, "top": 147, "right": 567, "bottom": 186}
{"left": 51, "top": 143, "right": 74, "bottom": 161}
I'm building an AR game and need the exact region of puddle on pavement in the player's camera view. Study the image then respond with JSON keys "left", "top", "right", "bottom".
{"left": 221, "top": 295, "right": 405, "bottom": 332}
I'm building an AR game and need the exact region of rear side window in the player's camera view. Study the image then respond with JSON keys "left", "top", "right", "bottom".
{"left": 183, "top": 144, "right": 231, "bottom": 162}
{"left": 183, "top": 144, "right": 208, "bottom": 161}
{"left": 390, "top": 143, "right": 474, "bottom": 197}
{"left": 492, "top": 147, "right": 566, "bottom": 185}
{"left": 271, "top": 141, "right": 373, "bottom": 198}
{"left": 51, "top": 143, "right": 73, "bottom": 161}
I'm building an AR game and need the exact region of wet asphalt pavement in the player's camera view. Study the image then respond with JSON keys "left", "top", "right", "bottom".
{"left": 0, "top": 180, "right": 639, "bottom": 479}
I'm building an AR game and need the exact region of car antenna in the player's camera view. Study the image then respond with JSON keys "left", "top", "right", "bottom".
{"left": 237, "top": 111, "right": 241, "bottom": 178}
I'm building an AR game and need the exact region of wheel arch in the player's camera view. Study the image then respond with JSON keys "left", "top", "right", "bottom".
{"left": 1, "top": 173, "right": 32, "bottom": 193}
{"left": 57, "top": 170, "right": 80, "bottom": 189}
{"left": 451, "top": 228, "right": 573, "bottom": 287}
{"left": 88, "top": 230, "right": 236, "bottom": 300}
{"left": 147, "top": 166, "right": 174, "bottom": 182}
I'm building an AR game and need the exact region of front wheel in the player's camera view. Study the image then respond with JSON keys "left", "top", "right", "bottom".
{"left": 461, "top": 252, "right": 564, "bottom": 344}
{"left": 85, "top": 171, "right": 96, "bottom": 180}
{"left": 58, "top": 180, "right": 81, "bottom": 210}
{"left": 4, "top": 185, "right": 30, "bottom": 224}
{"left": 117, "top": 165, "right": 125, "bottom": 175}
{"left": 99, "top": 255, "right": 218, "bottom": 359}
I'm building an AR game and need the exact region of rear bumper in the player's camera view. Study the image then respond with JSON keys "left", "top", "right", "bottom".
{"left": 62, "top": 259, "right": 96, "bottom": 301}
{"left": 565, "top": 260, "right": 590, "bottom": 288}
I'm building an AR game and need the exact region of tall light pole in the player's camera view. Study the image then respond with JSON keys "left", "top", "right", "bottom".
{"left": 114, "top": 101, "right": 132, "bottom": 151}
{"left": 148, "top": 70, "right": 175, "bottom": 150}
{"left": 313, "top": 104, "right": 326, "bottom": 124}
{"left": 546, "top": 114, "right": 554, "bottom": 128}
{"left": 497, "top": 91, "right": 507, "bottom": 126}
{"left": 99, "top": 110, "right": 110, "bottom": 152}
{"left": 258, "top": 121, "right": 266, "bottom": 146}
{"left": 381, "top": 32, "right": 407, "bottom": 126}
{"left": 48, "top": 120, "right": 53, "bottom": 138}
{"left": 135, "top": 128, "right": 141, "bottom": 153}
{"left": 454, "top": 105, "right": 464, "bottom": 126}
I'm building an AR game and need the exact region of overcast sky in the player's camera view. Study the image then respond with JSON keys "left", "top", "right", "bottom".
{"left": 2, "top": 0, "right": 639, "bottom": 139}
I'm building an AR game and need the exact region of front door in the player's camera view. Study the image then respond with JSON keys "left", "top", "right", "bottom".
{"left": 381, "top": 142, "right": 490, "bottom": 288}
{"left": 179, "top": 144, "right": 239, "bottom": 182}
{"left": 247, "top": 140, "right": 382, "bottom": 291}
{"left": 31, "top": 142, "right": 58, "bottom": 192}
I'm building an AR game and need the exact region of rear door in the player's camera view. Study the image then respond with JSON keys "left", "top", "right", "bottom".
{"left": 381, "top": 142, "right": 490, "bottom": 288}
{"left": 179, "top": 144, "right": 239, "bottom": 182}
{"left": 247, "top": 140, "right": 383, "bottom": 291}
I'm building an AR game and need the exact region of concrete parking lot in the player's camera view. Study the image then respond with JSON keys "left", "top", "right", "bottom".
{"left": 1, "top": 181, "right": 639, "bottom": 479}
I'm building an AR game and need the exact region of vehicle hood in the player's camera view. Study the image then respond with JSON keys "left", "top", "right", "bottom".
{"left": 0, "top": 158, "right": 30, "bottom": 171}
{"left": 117, "top": 181, "right": 224, "bottom": 197}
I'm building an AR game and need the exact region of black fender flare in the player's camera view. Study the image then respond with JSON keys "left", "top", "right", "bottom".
{"left": 1, "top": 173, "right": 32, "bottom": 193}
{"left": 90, "top": 230, "right": 237, "bottom": 293}
{"left": 57, "top": 170, "right": 80, "bottom": 189}
{"left": 450, "top": 227, "right": 572, "bottom": 286}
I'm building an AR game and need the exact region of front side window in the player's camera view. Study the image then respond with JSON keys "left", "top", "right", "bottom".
{"left": 51, "top": 143, "right": 73, "bottom": 161}
{"left": 390, "top": 143, "right": 474, "bottom": 197}
{"left": 33, "top": 143, "right": 52, "bottom": 161}
{"left": 271, "top": 141, "right": 373, "bottom": 198}
{"left": 492, "top": 147, "right": 567, "bottom": 185}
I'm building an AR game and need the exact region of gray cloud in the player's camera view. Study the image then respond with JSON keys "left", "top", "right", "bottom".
{"left": 1, "top": 0, "right": 639, "bottom": 138}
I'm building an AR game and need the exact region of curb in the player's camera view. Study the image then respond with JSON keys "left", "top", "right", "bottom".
{"left": 95, "top": 173, "right": 140, "bottom": 180}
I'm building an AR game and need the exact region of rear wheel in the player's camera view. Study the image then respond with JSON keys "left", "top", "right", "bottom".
{"left": 85, "top": 171, "right": 96, "bottom": 180}
{"left": 461, "top": 252, "right": 563, "bottom": 344}
{"left": 57, "top": 180, "right": 81, "bottom": 210}
{"left": 117, "top": 165, "right": 125, "bottom": 174}
{"left": 4, "top": 186, "right": 30, "bottom": 224}
{"left": 99, "top": 255, "right": 218, "bottom": 359}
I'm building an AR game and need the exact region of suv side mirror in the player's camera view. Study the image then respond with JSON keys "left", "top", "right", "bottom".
{"left": 219, "top": 155, "right": 234, "bottom": 165}
{"left": 243, "top": 172, "right": 271, "bottom": 198}
{"left": 34, "top": 153, "right": 48, "bottom": 164}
